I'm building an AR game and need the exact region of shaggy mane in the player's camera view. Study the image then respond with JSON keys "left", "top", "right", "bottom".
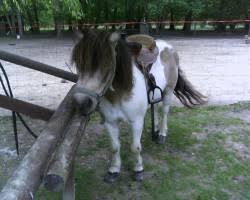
{"left": 71, "top": 29, "right": 133, "bottom": 101}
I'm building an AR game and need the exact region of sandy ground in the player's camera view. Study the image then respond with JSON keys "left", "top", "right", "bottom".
{"left": 0, "top": 36, "right": 250, "bottom": 116}
{"left": 0, "top": 35, "right": 250, "bottom": 198}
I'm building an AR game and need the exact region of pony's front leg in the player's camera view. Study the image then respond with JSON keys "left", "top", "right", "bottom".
{"left": 158, "top": 88, "right": 174, "bottom": 144}
{"left": 103, "top": 121, "right": 121, "bottom": 183}
{"left": 131, "top": 118, "right": 144, "bottom": 182}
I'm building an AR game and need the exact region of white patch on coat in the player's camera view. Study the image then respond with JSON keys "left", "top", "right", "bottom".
{"left": 90, "top": 40, "right": 178, "bottom": 173}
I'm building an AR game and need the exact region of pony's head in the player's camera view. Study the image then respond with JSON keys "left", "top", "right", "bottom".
{"left": 71, "top": 29, "right": 133, "bottom": 115}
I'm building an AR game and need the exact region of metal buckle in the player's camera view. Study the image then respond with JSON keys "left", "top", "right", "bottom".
{"left": 147, "top": 85, "right": 163, "bottom": 104}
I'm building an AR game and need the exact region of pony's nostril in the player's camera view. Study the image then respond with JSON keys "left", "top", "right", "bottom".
{"left": 73, "top": 93, "right": 96, "bottom": 115}
{"left": 82, "top": 97, "right": 93, "bottom": 108}
{"left": 78, "top": 98, "right": 94, "bottom": 115}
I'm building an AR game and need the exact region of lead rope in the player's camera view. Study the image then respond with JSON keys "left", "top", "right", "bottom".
{"left": 0, "top": 62, "right": 37, "bottom": 155}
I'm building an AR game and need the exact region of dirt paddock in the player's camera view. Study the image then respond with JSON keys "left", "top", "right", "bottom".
{"left": 0, "top": 35, "right": 250, "bottom": 199}
{"left": 0, "top": 35, "right": 249, "bottom": 116}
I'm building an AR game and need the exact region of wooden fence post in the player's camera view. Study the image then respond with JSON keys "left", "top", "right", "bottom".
{"left": 43, "top": 114, "right": 88, "bottom": 193}
{"left": 0, "top": 86, "right": 78, "bottom": 200}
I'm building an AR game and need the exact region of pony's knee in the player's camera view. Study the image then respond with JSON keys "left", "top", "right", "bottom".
{"left": 163, "top": 91, "right": 173, "bottom": 104}
{"left": 163, "top": 105, "right": 170, "bottom": 114}
{"left": 131, "top": 143, "right": 142, "bottom": 154}
{"left": 111, "top": 142, "right": 120, "bottom": 153}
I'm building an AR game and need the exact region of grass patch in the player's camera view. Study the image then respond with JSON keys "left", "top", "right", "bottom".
{"left": 3, "top": 102, "right": 250, "bottom": 199}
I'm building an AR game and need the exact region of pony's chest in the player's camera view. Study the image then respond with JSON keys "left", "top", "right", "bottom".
{"left": 98, "top": 100, "right": 128, "bottom": 122}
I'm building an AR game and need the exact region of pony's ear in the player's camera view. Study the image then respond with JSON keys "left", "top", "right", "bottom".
{"left": 109, "top": 32, "right": 120, "bottom": 46}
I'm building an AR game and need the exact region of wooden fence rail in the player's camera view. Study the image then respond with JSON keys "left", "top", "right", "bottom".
{"left": 0, "top": 94, "right": 53, "bottom": 121}
{"left": 0, "top": 86, "right": 88, "bottom": 200}
{"left": 0, "top": 50, "right": 78, "bottom": 82}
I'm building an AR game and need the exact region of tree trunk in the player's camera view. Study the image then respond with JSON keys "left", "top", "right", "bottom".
{"left": 67, "top": 19, "right": 73, "bottom": 32}
{"left": 124, "top": 0, "right": 133, "bottom": 30}
{"left": 245, "top": 14, "right": 249, "bottom": 33}
{"left": 229, "top": 24, "right": 236, "bottom": 32}
{"left": 5, "top": 14, "right": 14, "bottom": 36}
{"left": 216, "top": 23, "right": 226, "bottom": 32}
{"left": 78, "top": 0, "right": 86, "bottom": 24}
{"left": 183, "top": 10, "right": 192, "bottom": 32}
{"left": 16, "top": 12, "right": 23, "bottom": 36}
{"left": 245, "top": 22, "right": 249, "bottom": 32}
{"left": 10, "top": 12, "right": 16, "bottom": 36}
{"left": 53, "top": 0, "right": 63, "bottom": 37}
{"left": 104, "top": 0, "right": 109, "bottom": 22}
{"left": 216, "top": 0, "right": 226, "bottom": 32}
{"left": 157, "top": 4, "right": 168, "bottom": 33}
{"left": 32, "top": 0, "right": 40, "bottom": 32}
{"left": 169, "top": 7, "right": 175, "bottom": 31}
{"left": 26, "top": 10, "right": 35, "bottom": 32}
{"left": 112, "top": 6, "right": 117, "bottom": 30}
{"left": 0, "top": 17, "right": 6, "bottom": 35}
{"left": 155, "top": 17, "right": 162, "bottom": 34}
{"left": 55, "top": 20, "right": 63, "bottom": 37}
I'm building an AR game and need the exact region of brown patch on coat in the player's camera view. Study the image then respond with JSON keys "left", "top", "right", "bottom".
{"left": 161, "top": 46, "right": 206, "bottom": 107}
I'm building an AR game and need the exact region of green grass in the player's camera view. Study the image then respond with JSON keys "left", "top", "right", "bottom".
{"left": 33, "top": 102, "right": 250, "bottom": 199}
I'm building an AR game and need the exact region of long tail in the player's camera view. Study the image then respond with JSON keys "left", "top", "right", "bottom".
{"left": 174, "top": 68, "right": 207, "bottom": 108}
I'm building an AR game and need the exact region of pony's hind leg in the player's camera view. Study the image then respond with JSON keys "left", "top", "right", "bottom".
{"left": 153, "top": 104, "right": 160, "bottom": 135}
{"left": 158, "top": 88, "right": 174, "bottom": 144}
{"left": 103, "top": 121, "right": 121, "bottom": 183}
{"left": 130, "top": 117, "right": 144, "bottom": 181}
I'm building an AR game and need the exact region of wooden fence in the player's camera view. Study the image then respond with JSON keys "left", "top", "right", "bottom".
{"left": 0, "top": 51, "right": 88, "bottom": 200}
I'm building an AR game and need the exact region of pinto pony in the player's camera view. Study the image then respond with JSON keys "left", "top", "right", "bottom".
{"left": 71, "top": 30, "right": 206, "bottom": 182}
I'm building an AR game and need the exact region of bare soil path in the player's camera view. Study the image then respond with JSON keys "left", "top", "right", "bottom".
{"left": 0, "top": 36, "right": 250, "bottom": 199}
{"left": 0, "top": 36, "right": 249, "bottom": 116}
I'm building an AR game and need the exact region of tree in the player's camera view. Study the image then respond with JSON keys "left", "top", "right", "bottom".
{"left": 1, "top": 0, "right": 249, "bottom": 36}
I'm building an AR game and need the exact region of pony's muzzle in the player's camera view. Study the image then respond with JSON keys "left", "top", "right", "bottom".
{"left": 73, "top": 93, "right": 98, "bottom": 115}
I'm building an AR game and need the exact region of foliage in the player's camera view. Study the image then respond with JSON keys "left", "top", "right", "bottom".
{"left": 0, "top": 0, "right": 249, "bottom": 33}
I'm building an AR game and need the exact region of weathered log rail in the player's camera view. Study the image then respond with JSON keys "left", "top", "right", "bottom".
{"left": 0, "top": 86, "right": 88, "bottom": 200}
{"left": 0, "top": 49, "right": 78, "bottom": 120}
{"left": 0, "top": 50, "right": 78, "bottom": 83}
{"left": 0, "top": 94, "right": 53, "bottom": 121}
{"left": 0, "top": 49, "right": 93, "bottom": 200}
{"left": 0, "top": 86, "right": 73, "bottom": 199}
{"left": 44, "top": 114, "right": 88, "bottom": 196}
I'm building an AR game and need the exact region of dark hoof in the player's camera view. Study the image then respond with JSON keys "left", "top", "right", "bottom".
{"left": 133, "top": 170, "right": 144, "bottom": 182}
{"left": 104, "top": 172, "right": 119, "bottom": 183}
{"left": 157, "top": 135, "right": 166, "bottom": 144}
{"left": 152, "top": 130, "right": 160, "bottom": 141}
